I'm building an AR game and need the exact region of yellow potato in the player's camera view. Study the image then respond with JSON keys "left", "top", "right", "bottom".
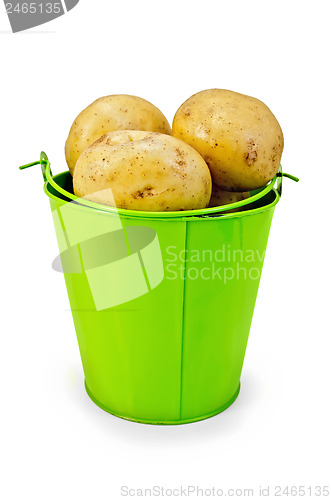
{"left": 208, "top": 184, "right": 250, "bottom": 211}
{"left": 172, "top": 89, "right": 284, "bottom": 191}
{"left": 73, "top": 130, "right": 212, "bottom": 211}
{"left": 65, "top": 95, "right": 172, "bottom": 175}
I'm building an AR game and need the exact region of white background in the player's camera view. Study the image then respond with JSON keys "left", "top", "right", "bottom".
{"left": 1, "top": 1, "right": 330, "bottom": 499}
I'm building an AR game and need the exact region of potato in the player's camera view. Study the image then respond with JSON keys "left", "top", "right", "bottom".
{"left": 73, "top": 130, "right": 212, "bottom": 211}
{"left": 172, "top": 89, "right": 284, "bottom": 191}
{"left": 65, "top": 95, "right": 172, "bottom": 175}
{"left": 208, "top": 184, "right": 250, "bottom": 211}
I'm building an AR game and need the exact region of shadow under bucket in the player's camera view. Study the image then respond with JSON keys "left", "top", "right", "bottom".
{"left": 23, "top": 153, "right": 297, "bottom": 424}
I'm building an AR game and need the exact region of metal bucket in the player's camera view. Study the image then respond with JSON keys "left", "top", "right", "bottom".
{"left": 21, "top": 152, "right": 297, "bottom": 424}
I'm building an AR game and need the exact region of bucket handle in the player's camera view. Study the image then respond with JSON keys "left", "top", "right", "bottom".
{"left": 276, "top": 170, "right": 299, "bottom": 197}
{"left": 20, "top": 151, "right": 52, "bottom": 182}
{"left": 19, "top": 151, "right": 299, "bottom": 217}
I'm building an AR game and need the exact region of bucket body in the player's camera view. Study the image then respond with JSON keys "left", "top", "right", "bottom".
{"left": 46, "top": 172, "right": 279, "bottom": 424}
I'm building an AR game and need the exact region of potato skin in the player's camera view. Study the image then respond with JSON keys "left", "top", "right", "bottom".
{"left": 208, "top": 184, "right": 250, "bottom": 212}
{"left": 65, "top": 95, "right": 172, "bottom": 175}
{"left": 73, "top": 131, "right": 212, "bottom": 212}
{"left": 172, "top": 89, "right": 284, "bottom": 191}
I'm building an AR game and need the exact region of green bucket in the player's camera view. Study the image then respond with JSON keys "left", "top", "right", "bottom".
{"left": 21, "top": 153, "right": 298, "bottom": 425}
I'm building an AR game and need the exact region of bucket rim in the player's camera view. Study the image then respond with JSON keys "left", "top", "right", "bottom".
{"left": 44, "top": 170, "right": 281, "bottom": 221}
{"left": 40, "top": 149, "right": 284, "bottom": 219}
{"left": 20, "top": 151, "right": 296, "bottom": 220}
